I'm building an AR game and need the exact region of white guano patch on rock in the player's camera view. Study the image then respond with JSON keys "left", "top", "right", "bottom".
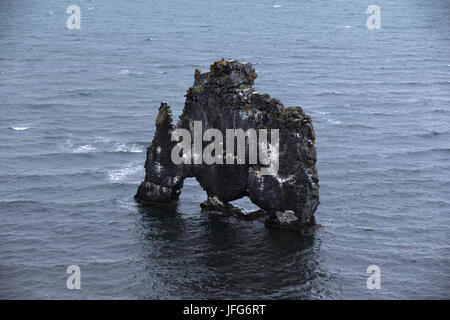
{"left": 210, "top": 196, "right": 224, "bottom": 206}
{"left": 275, "top": 174, "right": 295, "bottom": 184}
{"left": 276, "top": 210, "right": 298, "bottom": 224}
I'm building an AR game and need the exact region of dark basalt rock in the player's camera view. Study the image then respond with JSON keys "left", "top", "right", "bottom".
{"left": 135, "top": 59, "right": 319, "bottom": 232}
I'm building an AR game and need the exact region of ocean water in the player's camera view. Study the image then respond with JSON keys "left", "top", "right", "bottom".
{"left": 1, "top": 0, "right": 449, "bottom": 299}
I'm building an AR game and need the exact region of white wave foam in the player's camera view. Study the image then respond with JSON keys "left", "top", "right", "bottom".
{"left": 108, "top": 164, "right": 141, "bottom": 182}
{"left": 73, "top": 144, "right": 96, "bottom": 153}
{"left": 94, "top": 136, "right": 112, "bottom": 143}
{"left": 119, "top": 69, "right": 144, "bottom": 75}
{"left": 9, "top": 127, "right": 29, "bottom": 131}
{"left": 317, "top": 91, "right": 339, "bottom": 96}
{"left": 113, "top": 143, "right": 144, "bottom": 153}
{"left": 273, "top": 4, "right": 282, "bottom": 8}
{"left": 327, "top": 119, "right": 342, "bottom": 125}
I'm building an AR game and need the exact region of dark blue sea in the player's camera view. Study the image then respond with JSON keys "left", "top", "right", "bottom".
{"left": 1, "top": 0, "right": 449, "bottom": 299}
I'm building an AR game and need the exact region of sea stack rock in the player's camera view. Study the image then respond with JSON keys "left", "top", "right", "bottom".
{"left": 135, "top": 59, "right": 319, "bottom": 232}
